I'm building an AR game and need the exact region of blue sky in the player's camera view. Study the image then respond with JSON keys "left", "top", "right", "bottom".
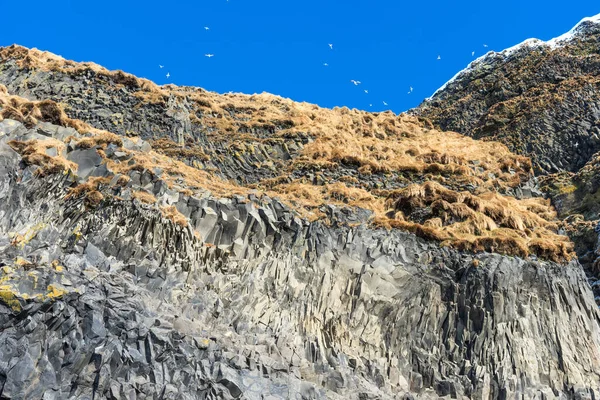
{"left": 1, "top": 1, "right": 599, "bottom": 113}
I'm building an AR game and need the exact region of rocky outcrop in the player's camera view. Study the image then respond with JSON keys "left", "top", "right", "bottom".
{"left": 1, "top": 41, "right": 600, "bottom": 399}
{"left": 0, "top": 51, "right": 310, "bottom": 187}
{"left": 415, "top": 15, "right": 600, "bottom": 175}
{"left": 1, "top": 118, "right": 599, "bottom": 399}
{"left": 413, "top": 14, "right": 600, "bottom": 306}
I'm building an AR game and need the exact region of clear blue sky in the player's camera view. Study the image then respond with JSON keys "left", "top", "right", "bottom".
{"left": 1, "top": 1, "right": 599, "bottom": 113}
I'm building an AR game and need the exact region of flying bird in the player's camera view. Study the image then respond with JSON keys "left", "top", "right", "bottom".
{"left": 369, "top": 104, "right": 373, "bottom": 107}
{"left": 328, "top": 43, "right": 333, "bottom": 49}
{"left": 159, "top": 65, "right": 164, "bottom": 69}
{"left": 166, "top": 72, "right": 170, "bottom": 78}
{"left": 364, "top": 89, "right": 368, "bottom": 94}
{"left": 483, "top": 44, "right": 488, "bottom": 48}
{"left": 408, "top": 86, "right": 413, "bottom": 94}
{"left": 205, "top": 54, "right": 214, "bottom": 58}
{"left": 471, "top": 51, "right": 475, "bottom": 56}
{"left": 437, "top": 55, "right": 441, "bottom": 60}
{"left": 350, "top": 80, "right": 361, "bottom": 85}
{"left": 204, "top": 26, "right": 210, "bottom": 30}
{"left": 323, "top": 63, "right": 329, "bottom": 66}
{"left": 383, "top": 101, "right": 388, "bottom": 106}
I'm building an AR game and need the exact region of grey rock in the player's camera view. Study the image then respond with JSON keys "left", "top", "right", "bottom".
{"left": 67, "top": 148, "right": 103, "bottom": 179}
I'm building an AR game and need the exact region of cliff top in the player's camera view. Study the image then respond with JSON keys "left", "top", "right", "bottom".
{"left": 0, "top": 44, "right": 574, "bottom": 261}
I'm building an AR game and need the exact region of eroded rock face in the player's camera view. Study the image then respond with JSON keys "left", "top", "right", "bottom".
{"left": 0, "top": 59, "right": 310, "bottom": 187}
{"left": 1, "top": 120, "right": 600, "bottom": 399}
{"left": 414, "top": 18, "right": 600, "bottom": 175}
{"left": 413, "top": 15, "right": 600, "bottom": 308}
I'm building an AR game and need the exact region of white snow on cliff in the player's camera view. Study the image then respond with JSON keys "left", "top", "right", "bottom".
{"left": 429, "top": 13, "right": 600, "bottom": 99}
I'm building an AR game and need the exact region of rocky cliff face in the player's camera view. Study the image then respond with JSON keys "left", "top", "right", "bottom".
{"left": 415, "top": 15, "right": 600, "bottom": 176}
{"left": 415, "top": 15, "right": 600, "bottom": 304}
{"left": 1, "top": 42, "right": 600, "bottom": 400}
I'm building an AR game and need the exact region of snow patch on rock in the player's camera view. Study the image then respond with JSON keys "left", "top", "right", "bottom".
{"left": 429, "top": 13, "right": 600, "bottom": 99}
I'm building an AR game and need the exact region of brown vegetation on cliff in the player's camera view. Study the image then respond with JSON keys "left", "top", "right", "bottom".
{"left": 0, "top": 45, "right": 576, "bottom": 261}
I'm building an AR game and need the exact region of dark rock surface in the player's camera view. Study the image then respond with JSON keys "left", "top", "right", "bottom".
{"left": 2, "top": 30, "right": 600, "bottom": 398}
{"left": 414, "top": 16, "right": 600, "bottom": 175}
{"left": 0, "top": 57, "right": 310, "bottom": 187}
{"left": 0, "top": 119, "right": 599, "bottom": 398}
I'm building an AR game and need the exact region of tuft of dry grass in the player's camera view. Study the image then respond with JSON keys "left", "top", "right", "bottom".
{"left": 7, "top": 139, "right": 76, "bottom": 176}
{"left": 73, "top": 131, "right": 123, "bottom": 149}
{"left": 132, "top": 190, "right": 157, "bottom": 204}
{"left": 65, "top": 177, "right": 112, "bottom": 207}
{"left": 161, "top": 205, "right": 188, "bottom": 227}
{"left": 376, "top": 181, "right": 573, "bottom": 262}
{"left": 151, "top": 137, "right": 210, "bottom": 162}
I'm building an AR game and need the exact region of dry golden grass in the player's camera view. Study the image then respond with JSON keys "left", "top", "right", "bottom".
{"left": 65, "top": 177, "right": 112, "bottom": 207}
{"left": 151, "top": 137, "right": 210, "bottom": 161}
{"left": 376, "top": 181, "right": 573, "bottom": 262}
{"left": 0, "top": 45, "right": 161, "bottom": 93}
{"left": 0, "top": 46, "right": 575, "bottom": 261}
{"left": 7, "top": 139, "right": 76, "bottom": 176}
{"left": 73, "top": 131, "right": 123, "bottom": 149}
{"left": 161, "top": 205, "right": 188, "bottom": 227}
{"left": 0, "top": 92, "right": 87, "bottom": 132}
{"left": 132, "top": 190, "right": 157, "bottom": 204}
{"left": 264, "top": 181, "right": 386, "bottom": 221}
{"left": 0, "top": 91, "right": 127, "bottom": 153}
{"left": 105, "top": 148, "right": 245, "bottom": 198}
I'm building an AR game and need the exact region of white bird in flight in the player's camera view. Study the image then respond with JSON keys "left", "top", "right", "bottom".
{"left": 408, "top": 86, "right": 413, "bottom": 94}
{"left": 437, "top": 55, "right": 441, "bottom": 60}
{"left": 323, "top": 63, "right": 329, "bottom": 66}
{"left": 328, "top": 43, "right": 333, "bottom": 49}
{"left": 364, "top": 89, "right": 368, "bottom": 94}
{"left": 483, "top": 44, "right": 488, "bottom": 48}
{"left": 383, "top": 101, "right": 388, "bottom": 106}
{"left": 351, "top": 80, "right": 361, "bottom": 85}
{"left": 205, "top": 54, "right": 214, "bottom": 58}
{"left": 159, "top": 65, "right": 164, "bottom": 69}
{"left": 204, "top": 26, "right": 210, "bottom": 30}
{"left": 471, "top": 51, "right": 475, "bottom": 56}
{"left": 369, "top": 104, "right": 372, "bottom": 107}
{"left": 166, "top": 72, "right": 170, "bottom": 78}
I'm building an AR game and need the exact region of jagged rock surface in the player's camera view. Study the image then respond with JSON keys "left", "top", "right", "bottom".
{"left": 1, "top": 120, "right": 599, "bottom": 399}
{"left": 413, "top": 15, "right": 600, "bottom": 306}
{"left": 1, "top": 42, "right": 600, "bottom": 399}
{"left": 415, "top": 17, "right": 600, "bottom": 175}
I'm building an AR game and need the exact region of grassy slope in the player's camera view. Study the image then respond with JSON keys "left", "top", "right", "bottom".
{"left": 0, "top": 45, "right": 574, "bottom": 261}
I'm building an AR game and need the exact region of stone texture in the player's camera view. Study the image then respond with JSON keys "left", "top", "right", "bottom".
{"left": 2, "top": 29, "right": 600, "bottom": 398}
{"left": 414, "top": 18, "right": 600, "bottom": 175}
{"left": 0, "top": 120, "right": 598, "bottom": 398}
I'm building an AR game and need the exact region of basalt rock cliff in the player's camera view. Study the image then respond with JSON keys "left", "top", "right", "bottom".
{"left": 1, "top": 16, "right": 600, "bottom": 400}
{"left": 415, "top": 14, "right": 600, "bottom": 303}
